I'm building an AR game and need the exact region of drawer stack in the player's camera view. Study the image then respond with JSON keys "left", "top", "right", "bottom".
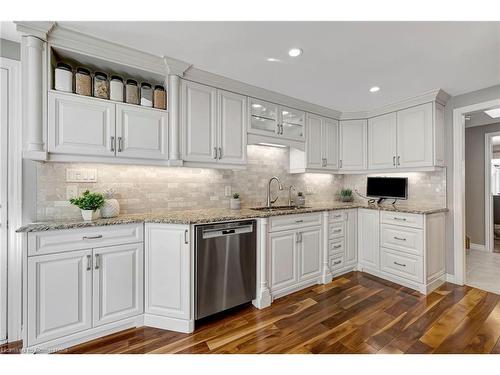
{"left": 327, "top": 209, "right": 357, "bottom": 274}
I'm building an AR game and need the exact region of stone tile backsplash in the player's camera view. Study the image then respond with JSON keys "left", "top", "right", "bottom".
{"left": 36, "top": 145, "right": 447, "bottom": 221}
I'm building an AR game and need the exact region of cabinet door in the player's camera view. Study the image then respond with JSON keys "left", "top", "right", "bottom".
{"left": 248, "top": 98, "right": 280, "bottom": 137}
{"left": 181, "top": 80, "right": 217, "bottom": 162}
{"left": 345, "top": 209, "right": 358, "bottom": 266}
{"left": 305, "top": 113, "right": 323, "bottom": 169}
{"left": 298, "top": 227, "right": 322, "bottom": 282}
{"left": 396, "top": 103, "right": 433, "bottom": 168}
{"left": 28, "top": 249, "right": 92, "bottom": 345}
{"left": 357, "top": 209, "right": 380, "bottom": 270}
{"left": 218, "top": 90, "right": 247, "bottom": 165}
{"left": 340, "top": 119, "right": 367, "bottom": 170}
{"left": 48, "top": 91, "right": 115, "bottom": 156}
{"left": 115, "top": 104, "right": 168, "bottom": 160}
{"left": 269, "top": 230, "right": 298, "bottom": 292}
{"left": 368, "top": 112, "right": 397, "bottom": 169}
{"left": 280, "top": 106, "right": 305, "bottom": 141}
{"left": 323, "top": 118, "right": 339, "bottom": 170}
{"left": 93, "top": 243, "right": 143, "bottom": 327}
{"left": 145, "top": 224, "right": 190, "bottom": 320}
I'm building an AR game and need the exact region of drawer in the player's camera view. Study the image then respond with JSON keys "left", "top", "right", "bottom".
{"left": 380, "top": 210, "right": 423, "bottom": 229}
{"left": 328, "top": 239, "right": 344, "bottom": 255}
{"left": 328, "top": 222, "right": 344, "bottom": 239}
{"left": 28, "top": 223, "right": 144, "bottom": 256}
{"left": 329, "top": 256, "right": 344, "bottom": 270}
{"left": 269, "top": 213, "right": 322, "bottom": 232}
{"left": 328, "top": 211, "right": 345, "bottom": 223}
{"left": 380, "top": 224, "right": 423, "bottom": 256}
{"left": 380, "top": 247, "right": 423, "bottom": 283}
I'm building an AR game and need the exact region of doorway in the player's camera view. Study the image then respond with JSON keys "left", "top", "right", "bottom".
{"left": 0, "top": 63, "right": 8, "bottom": 343}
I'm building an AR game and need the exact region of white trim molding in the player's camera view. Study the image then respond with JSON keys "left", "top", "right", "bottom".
{"left": 483, "top": 131, "right": 500, "bottom": 254}
{"left": 470, "top": 243, "right": 487, "bottom": 252}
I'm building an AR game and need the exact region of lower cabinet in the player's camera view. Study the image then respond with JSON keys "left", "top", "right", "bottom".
{"left": 298, "top": 227, "right": 322, "bottom": 281}
{"left": 269, "top": 230, "right": 297, "bottom": 292}
{"left": 357, "top": 208, "right": 380, "bottom": 271}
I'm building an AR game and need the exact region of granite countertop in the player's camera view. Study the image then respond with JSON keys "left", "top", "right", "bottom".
{"left": 16, "top": 202, "right": 448, "bottom": 233}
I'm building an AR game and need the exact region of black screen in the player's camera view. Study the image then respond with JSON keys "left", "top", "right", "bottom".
{"left": 366, "top": 177, "right": 408, "bottom": 200}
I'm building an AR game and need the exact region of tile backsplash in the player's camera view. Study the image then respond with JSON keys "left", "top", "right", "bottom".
{"left": 36, "top": 145, "right": 447, "bottom": 221}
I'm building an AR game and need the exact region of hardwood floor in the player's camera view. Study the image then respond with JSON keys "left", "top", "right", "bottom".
{"left": 54, "top": 272, "right": 500, "bottom": 354}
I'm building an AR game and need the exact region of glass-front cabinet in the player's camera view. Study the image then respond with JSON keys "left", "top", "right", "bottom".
{"left": 248, "top": 98, "right": 305, "bottom": 141}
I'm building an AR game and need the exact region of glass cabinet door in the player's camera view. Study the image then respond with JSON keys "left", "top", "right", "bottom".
{"left": 249, "top": 98, "right": 280, "bottom": 136}
{"left": 280, "top": 106, "right": 305, "bottom": 141}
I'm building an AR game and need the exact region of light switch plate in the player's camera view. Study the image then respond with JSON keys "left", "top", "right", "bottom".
{"left": 66, "top": 168, "right": 98, "bottom": 183}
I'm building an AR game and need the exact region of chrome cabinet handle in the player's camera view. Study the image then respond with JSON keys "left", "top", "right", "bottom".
{"left": 86, "top": 255, "right": 91, "bottom": 271}
{"left": 393, "top": 156, "right": 395, "bottom": 166}
{"left": 295, "top": 219, "right": 304, "bottom": 223}
{"left": 82, "top": 235, "right": 103, "bottom": 240}
{"left": 118, "top": 137, "right": 123, "bottom": 152}
{"left": 393, "top": 217, "right": 406, "bottom": 221}
{"left": 184, "top": 229, "right": 188, "bottom": 244}
{"left": 397, "top": 155, "right": 400, "bottom": 166}
{"left": 95, "top": 254, "right": 100, "bottom": 270}
{"left": 333, "top": 260, "right": 342, "bottom": 266}
{"left": 110, "top": 136, "right": 115, "bottom": 152}
{"left": 280, "top": 124, "right": 284, "bottom": 135}
{"left": 394, "top": 261, "right": 406, "bottom": 267}
{"left": 333, "top": 244, "right": 342, "bottom": 249}
{"left": 213, "top": 147, "right": 218, "bottom": 159}
{"left": 339, "top": 159, "right": 343, "bottom": 168}
{"left": 218, "top": 147, "right": 222, "bottom": 160}
{"left": 296, "top": 232, "right": 302, "bottom": 243}
{"left": 333, "top": 229, "right": 342, "bottom": 233}
{"left": 276, "top": 124, "right": 280, "bottom": 135}
{"left": 394, "top": 236, "right": 407, "bottom": 241}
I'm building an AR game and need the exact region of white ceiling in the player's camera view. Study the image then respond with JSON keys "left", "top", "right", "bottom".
{"left": 19, "top": 22, "right": 500, "bottom": 111}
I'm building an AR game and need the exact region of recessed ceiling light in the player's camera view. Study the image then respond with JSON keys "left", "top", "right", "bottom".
{"left": 267, "top": 57, "right": 280, "bottom": 62}
{"left": 369, "top": 86, "right": 380, "bottom": 93}
{"left": 252, "top": 103, "right": 262, "bottom": 109}
{"left": 288, "top": 48, "right": 302, "bottom": 57}
{"left": 465, "top": 116, "right": 471, "bottom": 121}
{"left": 484, "top": 108, "right": 500, "bottom": 119}
{"left": 282, "top": 111, "right": 289, "bottom": 115}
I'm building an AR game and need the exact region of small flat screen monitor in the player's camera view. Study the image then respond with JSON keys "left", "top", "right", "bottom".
{"left": 366, "top": 177, "right": 408, "bottom": 200}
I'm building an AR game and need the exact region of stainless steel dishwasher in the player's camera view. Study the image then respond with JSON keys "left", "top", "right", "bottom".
{"left": 195, "top": 220, "right": 256, "bottom": 320}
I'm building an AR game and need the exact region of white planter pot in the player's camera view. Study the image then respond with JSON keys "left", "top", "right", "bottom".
{"left": 230, "top": 198, "right": 241, "bottom": 210}
{"left": 81, "top": 209, "right": 100, "bottom": 221}
{"left": 101, "top": 199, "right": 120, "bottom": 218}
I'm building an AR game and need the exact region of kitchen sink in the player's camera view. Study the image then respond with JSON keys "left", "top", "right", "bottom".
{"left": 250, "top": 205, "right": 310, "bottom": 211}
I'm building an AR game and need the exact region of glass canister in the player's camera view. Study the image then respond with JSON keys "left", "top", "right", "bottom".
{"left": 54, "top": 62, "right": 73, "bottom": 92}
{"left": 75, "top": 67, "right": 91, "bottom": 96}
{"left": 125, "top": 79, "right": 139, "bottom": 105}
{"left": 93, "top": 72, "right": 109, "bottom": 99}
{"left": 140, "top": 82, "right": 153, "bottom": 107}
{"left": 109, "top": 76, "right": 124, "bottom": 102}
{"left": 153, "top": 85, "right": 166, "bottom": 110}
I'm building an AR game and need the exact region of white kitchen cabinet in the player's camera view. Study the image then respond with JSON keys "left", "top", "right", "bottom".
{"left": 323, "top": 118, "right": 340, "bottom": 170}
{"left": 181, "top": 80, "right": 247, "bottom": 166}
{"left": 305, "top": 113, "right": 323, "bottom": 169}
{"left": 368, "top": 112, "right": 397, "bottom": 169}
{"left": 145, "top": 224, "right": 191, "bottom": 320}
{"left": 298, "top": 227, "right": 322, "bottom": 281}
{"left": 344, "top": 209, "right": 358, "bottom": 266}
{"left": 48, "top": 91, "right": 115, "bottom": 156}
{"left": 280, "top": 106, "right": 305, "bottom": 141}
{"left": 93, "top": 243, "right": 144, "bottom": 327}
{"left": 340, "top": 119, "right": 367, "bottom": 171}
{"left": 269, "top": 230, "right": 298, "bottom": 292}
{"left": 396, "top": 103, "right": 433, "bottom": 168}
{"left": 28, "top": 249, "right": 93, "bottom": 346}
{"left": 357, "top": 208, "right": 380, "bottom": 270}
{"left": 217, "top": 90, "right": 247, "bottom": 165}
{"left": 181, "top": 80, "right": 218, "bottom": 163}
{"left": 115, "top": 104, "right": 168, "bottom": 160}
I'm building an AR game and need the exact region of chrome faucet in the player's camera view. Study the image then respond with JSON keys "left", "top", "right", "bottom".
{"left": 266, "top": 176, "right": 284, "bottom": 208}
{"left": 288, "top": 185, "right": 296, "bottom": 207}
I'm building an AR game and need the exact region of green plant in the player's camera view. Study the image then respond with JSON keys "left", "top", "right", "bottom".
{"left": 340, "top": 188, "right": 353, "bottom": 197}
{"left": 232, "top": 192, "right": 240, "bottom": 199}
{"left": 70, "top": 190, "right": 105, "bottom": 211}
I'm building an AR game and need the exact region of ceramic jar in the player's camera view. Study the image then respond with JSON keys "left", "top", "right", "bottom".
{"left": 54, "top": 63, "right": 73, "bottom": 92}
{"left": 109, "top": 76, "right": 124, "bottom": 102}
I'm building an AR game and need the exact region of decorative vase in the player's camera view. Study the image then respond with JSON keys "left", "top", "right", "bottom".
{"left": 230, "top": 198, "right": 241, "bottom": 210}
{"left": 101, "top": 198, "right": 120, "bottom": 218}
{"left": 81, "top": 209, "right": 100, "bottom": 221}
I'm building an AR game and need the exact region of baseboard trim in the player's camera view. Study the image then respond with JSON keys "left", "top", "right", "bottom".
{"left": 143, "top": 314, "right": 194, "bottom": 334}
{"left": 470, "top": 243, "right": 487, "bottom": 252}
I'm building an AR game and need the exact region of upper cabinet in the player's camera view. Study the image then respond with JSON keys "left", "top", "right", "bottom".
{"left": 367, "top": 102, "right": 445, "bottom": 171}
{"left": 339, "top": 119, "right": 367, "bottom": 171}
{"left": 48, "top": 91, "right": 168, "bottom": 161}
{"left": 181, "top": 80, "right": 247, "bottom": 167}
{"left": 248, "top": 98, "right": 305, "bottom": 142}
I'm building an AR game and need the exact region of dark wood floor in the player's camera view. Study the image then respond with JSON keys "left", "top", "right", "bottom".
{"left": 55, "top": 272, "right": 500, "bottom": 354}
{"left": 3, "top": 271, "right": 500, "bottom": 354}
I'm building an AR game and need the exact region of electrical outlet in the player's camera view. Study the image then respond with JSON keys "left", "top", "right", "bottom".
{"left": 224, "top": 186, "right": 232, "bottom": 197}
{"left": 66, "top": 168, "right": 98, "bottom": 183}
{"left": 66, "top": 185, "right": 78, "bottom": 200}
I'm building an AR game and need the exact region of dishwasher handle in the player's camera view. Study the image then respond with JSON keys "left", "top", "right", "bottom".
{"left": 202, "top": 224, "right": 253, "bottom": 239}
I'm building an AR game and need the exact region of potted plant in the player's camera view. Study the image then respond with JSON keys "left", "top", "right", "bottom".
{"left": 340, "top": 188, "right": 353, "bottom": 202}
{"left": 230, "top": 192, "right": 241, "bottom": 210}
{"left": 70, "top": 190, "right": 105, "bottom": 221}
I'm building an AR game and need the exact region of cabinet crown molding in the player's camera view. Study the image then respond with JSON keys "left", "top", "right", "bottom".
{"left": 15, "top": 21, "right": 56, "bottom": 40}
